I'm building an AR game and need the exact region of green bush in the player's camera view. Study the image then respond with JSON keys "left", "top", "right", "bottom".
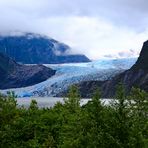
{"left": 0, "top": 86, "right": 147, "bottom": 148}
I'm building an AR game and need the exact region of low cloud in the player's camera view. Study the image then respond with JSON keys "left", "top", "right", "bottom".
{"left": 0, "top": 0, "right": 148, "bottom": 59}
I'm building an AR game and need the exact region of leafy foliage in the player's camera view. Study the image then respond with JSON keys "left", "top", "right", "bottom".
{"left": 0, "top": 86, "right": 148, "bottom": 148}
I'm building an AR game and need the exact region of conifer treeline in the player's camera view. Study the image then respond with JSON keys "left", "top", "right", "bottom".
{"left": 0, "top": 86, "right": 148, "bottom": 147}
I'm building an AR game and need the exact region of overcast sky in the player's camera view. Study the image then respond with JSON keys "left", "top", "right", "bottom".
{"left": 0, "top": 0, "right": 148, "bottom": 59}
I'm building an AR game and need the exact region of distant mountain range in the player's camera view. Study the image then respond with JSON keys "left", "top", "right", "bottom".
{"left": 103, "top": 49, "right": 139, "bottom": 59}
{"left": 0, "top": 52, "right": 56, "bottom": 89}
{"left": 0, "top": 33, "right": 90, "bottom": 64}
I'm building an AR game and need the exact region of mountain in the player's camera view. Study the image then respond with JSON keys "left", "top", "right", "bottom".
{"left": 77, "top": 40, "right": 148, "bottom": 98}
{"left": 0, "top": 57, "right": 137, "bottom": 97}
{"left": 132, "top": 40, "right": 148, "bottom": 70}
{"left": 0, "top": 53, "right": 56, "bottom": 89}
{"left": 0, "top": 33, "right": 90, "bottom": 64}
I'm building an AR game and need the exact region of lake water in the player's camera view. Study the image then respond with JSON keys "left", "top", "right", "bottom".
{"left": 16, "top": 97, "right": 112, "bottom": 108}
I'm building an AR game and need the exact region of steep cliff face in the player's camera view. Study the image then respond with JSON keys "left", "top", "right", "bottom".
{"left": 132, "top": 40, "right": 148, "bottom": 70}
{"left": 0, "top": 33, "right": 90, "bottom": 64}
{"left": 70, "top": 41, "right": 148, "bottom": 98}
{"left": 0, "top": 53, "right": 56, "bottom": 89}
{"left": 104, "top": 40, "right": 148, "bottom": 97}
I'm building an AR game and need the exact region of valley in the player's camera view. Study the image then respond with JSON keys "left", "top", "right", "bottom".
{"left": 1, "top": 1, "right": 148, "bottom": 147}
{"left": 0, "top": 58, "right": 136, "bottom": 97}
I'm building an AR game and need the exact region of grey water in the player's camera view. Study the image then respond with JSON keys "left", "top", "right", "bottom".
{"left": 16, "top": 97, "right": 112, "bottom": 108}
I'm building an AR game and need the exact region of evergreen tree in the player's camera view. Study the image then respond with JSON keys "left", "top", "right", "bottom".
{"left": 0, "top": 86, "right": 148, "bottom": 148}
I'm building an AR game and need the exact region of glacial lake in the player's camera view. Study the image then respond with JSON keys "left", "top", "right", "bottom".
{"left": 16, "top": 97, "right": 112, "bottom": 108}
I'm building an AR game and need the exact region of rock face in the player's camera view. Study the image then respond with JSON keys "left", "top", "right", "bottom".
{"left": 0, "top": 53, "right": 56, "bottom": 89}
{"left": 0, "top": 33, "right": 90, "bottom": 64}
{"left": 72, "top": 41, "right": 148, "bottom": 98}
{"left": 132, "top": 41, "right": 148, "bottom": 70}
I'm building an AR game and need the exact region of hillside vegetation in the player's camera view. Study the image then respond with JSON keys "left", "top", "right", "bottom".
{"left": 0, "top": 86, "right": 148, "bottom": 148}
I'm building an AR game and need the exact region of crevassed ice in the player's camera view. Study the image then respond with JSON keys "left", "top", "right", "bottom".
{"left": 0, "top": 58, "right": 137, "bottom": 97}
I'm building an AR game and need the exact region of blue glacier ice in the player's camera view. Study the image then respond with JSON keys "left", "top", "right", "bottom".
{"left": 0, "top": 58, "right": 137, "bottom": 97}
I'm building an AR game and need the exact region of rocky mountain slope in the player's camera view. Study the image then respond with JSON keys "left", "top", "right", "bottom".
{"left": 0, "top": 53, "right": 56, "bottom": 89}
{"left": 0, "top": 33, "right": 90, "bottom": 64}
{"left": 0, "top": 58, "right": 136, "bottom": 97}
{"left": 77, "top": 41, "right": 148, "bottom": 98}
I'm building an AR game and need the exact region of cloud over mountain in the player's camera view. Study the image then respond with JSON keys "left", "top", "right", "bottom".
{"left": 0, "top": 0, "right": 148, "bottom": 59}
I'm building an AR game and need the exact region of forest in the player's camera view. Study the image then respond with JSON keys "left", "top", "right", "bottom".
{"left": 0, "top": 85, "right": 148, "bottom": 148}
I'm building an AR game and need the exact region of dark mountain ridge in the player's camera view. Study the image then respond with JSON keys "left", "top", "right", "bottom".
{"left": 0, "top": 53, "right": 56, "bottom": 89}
{"left": 61, "top": 41, "right": 148, "bottom": 98}
{"left": 132, "top": 40, "right": 148, "bottom": 70}
{"left": 0, "top": 33, "right": 90, "bottom": 64}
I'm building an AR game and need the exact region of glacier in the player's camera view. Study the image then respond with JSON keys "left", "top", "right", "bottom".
{"left": 0, "top": 58, "right": 137, "bottom": 97}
